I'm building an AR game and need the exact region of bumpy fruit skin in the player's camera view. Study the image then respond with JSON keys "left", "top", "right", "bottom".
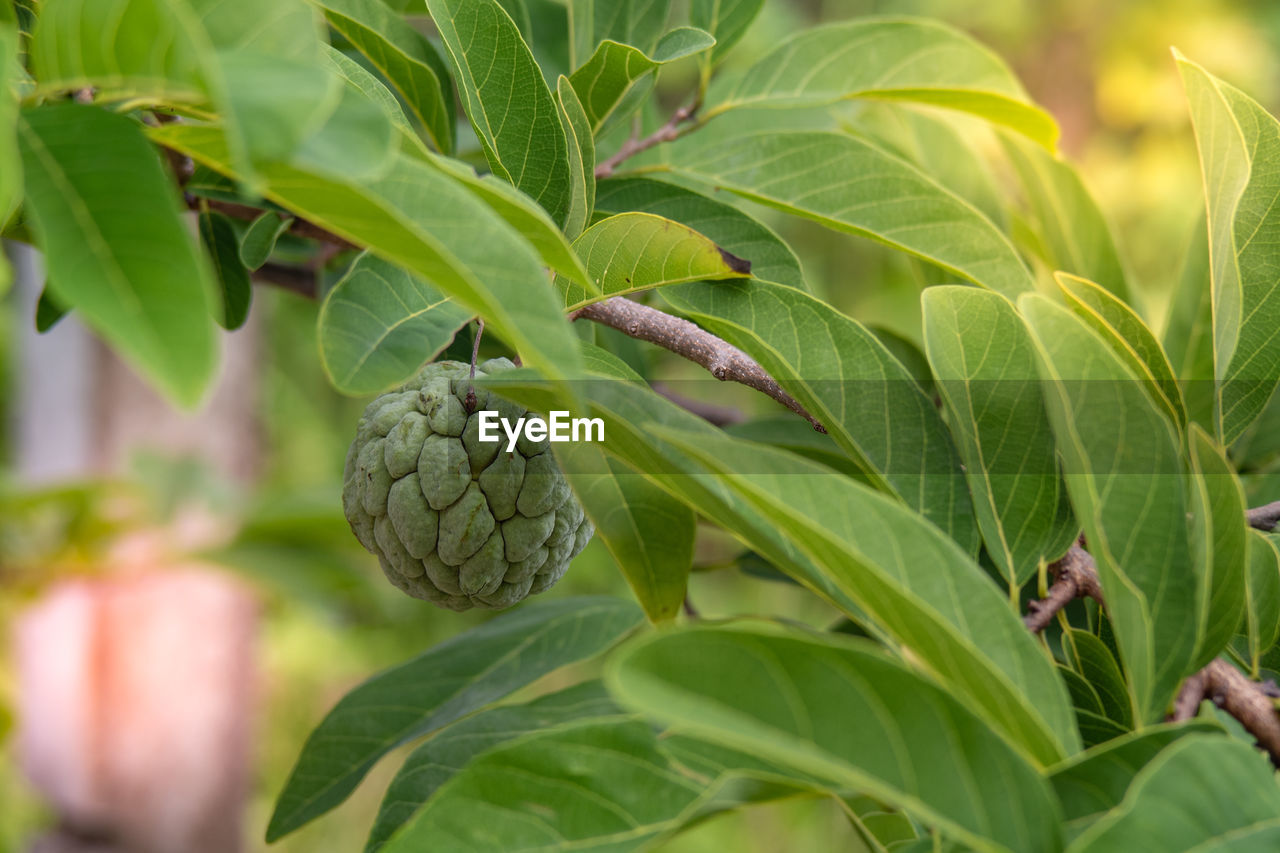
{"left": 343, "top": 359, "right": 594, "bottom": 610}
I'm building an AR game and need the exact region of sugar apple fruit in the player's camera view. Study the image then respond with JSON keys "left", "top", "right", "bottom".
{"left": 343, "top": 358, "right": 593, "bottom": 610}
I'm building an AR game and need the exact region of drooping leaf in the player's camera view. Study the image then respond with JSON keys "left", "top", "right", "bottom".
{"left": 1068, "top": 734, "right": 1280, "bottom": 851}
{"left": 922, "top": 286, "right": 1077, "bottom": 585}
{"left": 568, "top": 0, "right": 671, "bottom": 69}
{"left": 266, "top": 596, "right": 643, "bottom": 841}
{"left": 661, "top": 279, "right": 979, "bottom": 552}
{"left": 318, "top": 253, "right": 473, "bottom": 394}
{"left": 366, "top": 681, "right": 622, "bottom": 853}
{"left": 1000, "top": 134, "right": 1130, "bottom": 303}
{"left": 557, "top": 445, "right": 693, "bottom": 622}
{"left": 595, "top": 176, "right": 805, "bottom": 288}
{"left": 648, "top": 427, "right": 1078, "bottom": 765}
{"left": 555, "top": 75, "right": 595, "bottom": 240}
{"left": 198, "top": 210, "right": 252, "bottom": 329}
{"left": 689, "top": 0, "right": 763, "bottom": 65}
{"left": 1021, "top": 294, "right": 1199, "bottom": 723}
{"left": 239, "top": 210, "right": 293, "bottom": 271}
{"left": 609, "top": 624, "right": 1065, "bottom": 853}
{"left": 561, "top": 212, "right": 751, "bottom": 308}
{"left": 18, "top": 104, "right": 217, "bottom": 407}
{"left": 665, "top": 130, "right": 1035, "bottom": 296}
{"left": 152, "top": 124, "right": 584, "bottom": 386}
{"left": 427, "top": 0, "right": 573, "bottom": 224}
{"left": 1244, "top": 529, "right": 1280, "bottom": 673}
{"left": 705, "top": 18, "right": 1058, "bottom": 148}
{"left": 1177, "top": 53, "right": 1280, "bottom": 443}
{"left": 1186, "top": 426, "right": 1248, "bottom": 668}
{"left": 315, "top": 0, "right": 456, "bottom": 153}
{"left": 568, "top": 27, "right": 714, "bottom": 131}
{"left": 1056, "top": 272, "right": 1185, "bottom": 426}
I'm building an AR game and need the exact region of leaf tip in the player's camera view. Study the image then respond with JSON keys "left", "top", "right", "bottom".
{"left": 717, "top": 247, "right": 751, "bottom": 275}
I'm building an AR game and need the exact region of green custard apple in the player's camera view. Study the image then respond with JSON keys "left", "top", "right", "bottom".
{"left": 342, "top": 359, "right": 593, "bottom": 610}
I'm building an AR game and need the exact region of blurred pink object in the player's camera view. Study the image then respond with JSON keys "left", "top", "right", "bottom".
{"left": 14, "top": 569, "right": 258, "bottom": 852}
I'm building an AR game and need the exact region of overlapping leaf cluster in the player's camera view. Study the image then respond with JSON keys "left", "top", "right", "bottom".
{"left": 7, "top": 0, "right": 1280, "bottom": 850}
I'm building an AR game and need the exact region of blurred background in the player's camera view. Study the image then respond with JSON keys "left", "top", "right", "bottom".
{"left": 3, "top": 0, "right": 1279, "bottom": 850}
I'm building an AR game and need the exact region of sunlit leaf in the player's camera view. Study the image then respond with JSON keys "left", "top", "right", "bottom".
{"left": 568, "top": 27, "right": 713, "bottom": 131}
{"left": 568, "top": 0, "right": 671, "bottom": 69}
{"left": 689, "top": 0, "right": 763, "bottom": 65}
{"left": 555, "top": 75, "right": 595, "bottom": 240}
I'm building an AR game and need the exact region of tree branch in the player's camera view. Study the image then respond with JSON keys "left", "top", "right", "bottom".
{"left": 1023, "top": 544, "right": 1104, "bottom": 632}
{"left": 252, "top": 262, "right": 318, "bottom": 298}
{"left": 1247, "top": 500, "right": 1280, "bottom": 532}
{"left": 196, "top": 198, "right": 358, "bottom": 250}
{"left": 594, "top": 104, "right": 699, "bottom": 180}
{"left": 651, "top": 382, "right": 747, "bottom": 427}
{"left": 573, "top": 296, "right": 826, "bottom": 433}
{"left": 1201, "top": 659, "right": 1280, "bottom": 768}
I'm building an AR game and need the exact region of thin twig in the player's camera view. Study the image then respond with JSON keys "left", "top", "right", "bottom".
{"left": 465, "top": 319, "right": 484, "bottom": 412}
{"left": 193, "top": 198, "right": 358, "bottom": 250}
{"left": 1247, "top": 500, "right": 1280, "bottom": 532}
{"left": 252, "top": 263, "right": 317, "bottom": 298}
{"left": 574, "top": 296, "right": 826, "bottom": 433}
{"left": 595, "top": 104, "right": 699, "bottom": 180}
{"left": 1023, "top": 545, "right": 1104, "bottom": 632}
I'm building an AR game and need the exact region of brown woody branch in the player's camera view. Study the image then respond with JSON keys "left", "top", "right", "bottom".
{"left": 652, "top": 382, "right": 747, "bottom": 427}
{"left": 594, "top": 104, "right": 699, "bottom": 180}
{"left": 196, "top": 198, "right": 358, "bottom": 250}
{"left": 1248, "top": 500, "right": 1280, "bottom": 532}
{"left": 1023, "top": 544, "right": 1104, "bottom": 632}
{"left": 252, "top": 263, "right": 318, "bottom": 299}
{"left": 573, "top": 296, "right": 826, "bottom": 433}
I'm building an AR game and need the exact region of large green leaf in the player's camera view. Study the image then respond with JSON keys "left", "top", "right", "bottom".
{"left": 151, "top": 124, "right": 584, "bottom": 385}
{"left": 555, "top": 76, "right": 595, "bottom": 240}
{"left": 689, "top": 0, "right": 763, "bottom": 65}
{"left": 366, "top": 681, "right": 623, "bottom": 852}
{"left": 922, "top": 287, "right": 1077, "bottom": 585}
{"left": 266, "top": 596, "right": 643, "bottom": 840}
{"left": 1020, "top": 294, "right": 1200, "bottom": 722}
{"left": 18, "top": 104, "right": 217, "bottom": 407}
{"left": 1068, "top": 734, "right": 1280, "bottom": 851}
{"left": 595, "top": 177, "right": 804, "bottom": 288}
{"left": 568, "top": 27, "right": 713, "bottom": 132}
{"left": 557, "top": 445, "right": 693, "bottom": 622}
{"left": 609, "top": 624, "right": 1064, "bottom": 853}
{"left": 319, "top": 253, "right": 473, "bottom": 394}
{"left": 661, "top": 279, "right": 979, "bottom": 551}
{"left": 1162, "top": 216, "right": 1215, "bottom": 429}
{"left": 561, "top": 212, "right": 751, "bottom": 308}
{"left": 705, "top": 18, "right": 1057, "bottom": 148}
{"left": 316, "top": 0, "right": 456, "bottom": 153}
{"left": 1244, "top": 529, "right": 1280, "bottom": 674}
{"left": 1177, "top": 54, "right": 1280, "bottom": 443}
{"left": 664, "top": 130, "right": 1035, "bottom": 296}
{"left": 650, "top": 427, "right": 1077, "bottom": 764}
{"left": 1186, "top": 426, "right": 1248, "bottom": 668}
{"left": 1000, "top": 134, "right": 1130, "bottom": 303}
{"left": 568, "top": 0, "right": 670, "bottom": 69}
{"left": 427, "top": 0, "right": 572, "bottom": 224}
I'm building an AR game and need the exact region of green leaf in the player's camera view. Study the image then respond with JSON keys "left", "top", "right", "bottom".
{"left": 35, "top": 286, "right": 69, "bottom": 333}
{"left": 706, "top": 18, "right": 1058, "bottom": 149}
{"left": 318, "top": 252, "right": 473, "bottom": 394}
{"left": 1177, "top": 53, "right": 1280, "bottom": 443}
{"left": 290, "top": 64, "right": 398, "bottom": 182}
{"left": 18, "top": 104, "right": 217, "bottom": 407}
{"left": 366, "top": 681, "right": 622, "bottom": 853}
{"left": 650, "top": 427, "right": 1078, "bottom": 765}
{"left": 1063, "top": 630, "right": 1133, "bottom": 730}
{"left": 555, "top": 75, "right": 595, "bottom": 240}
{"left": 922, "top": 286, "right": 1077, "bottom": 585}
{"left": 427, "top": 0, "right": 573, "bottom": 224}
{"left": 665, "top": 131, "right": 1035, "bottom": 296}
{"left": 568, "top": 27, "right": 714, "bottom": 132}
{"left": 568, "top": 0, "right": 671, "bottom": 69}
{"left": 689, "top": 0, "right": 763, "bottom": 65}
{"left": 1056, "top": 272, "right": 1185, "bottom": 426}
{"left": 238, "top": 210, "right": 293, "bottom": 271}
{"left": 595, "top": 176, "right": 804, "bottom": 289}
{"left": 1068, "top": 734, "right": 1280, "bottom": 851}
{"left": 198, "top": 210, "right": 252, "bottom": 330}
{"left": 266, "top": 596, "right": 643, "bottom": 841}
{"left": 1020, "top": 294, "right": 1199, "bottom": 722}
{"left": 381, "top": 717, "right": 706, "bottom": 853}
{"left": 557, "top": 445, "right": 693, "bottom": 622}
{"left": 0, "top": 21, "right": 20, "bottom": 288}
{"left": 1244, "top": 529, "right": 1280, "bottom": 673}
{"left": 151, "top": 124, "right": 584, "bottom": 386}
{"left": 1000, "top": 134, "right": 1130, "bottom": 303}
{"left": 561, "top": 212, "right": 751, "bottom": 308}
{"left": 1186, "top": 426, "right": 1248, "bottom": 668}
{"left": 608, "top": 624, "right": 1064, "bottom": 853}
{"left": 1049, "top": 723, "right": 1224, "bottom": 832}
{"left": 1163, "top": 215, "right": 1215, "bottom": 429}
{"left": 660, "top": 279, "right": 979, "bottom": 552}
{"left": 316, "top": 0, "right": 456, "bottom": 153}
